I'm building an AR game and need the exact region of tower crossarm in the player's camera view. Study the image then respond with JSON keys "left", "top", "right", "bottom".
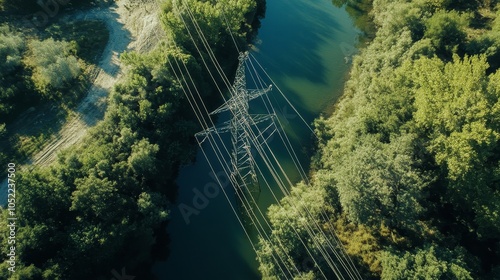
{"left": 249, "top": 114, "right": 277, "bottom": 147}
{"left": 194, "top": 121, "right": 232, "bottom": 141}
{"left": 248, "top": 85, "right": 272, "bottom": 101}
{"left": 209, "top": 85, "right": 272, "bottom": 116}
{"left": 209, "top": 97, "right": 236, "bottom": 115}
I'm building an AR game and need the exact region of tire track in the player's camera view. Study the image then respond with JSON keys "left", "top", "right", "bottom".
{"left": 31, "top": 4, "right": 130, "bottom": 166}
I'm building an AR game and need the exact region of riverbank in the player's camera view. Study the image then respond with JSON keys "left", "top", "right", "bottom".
{"left": 152, "top": 1, "right": 361, "bottom": 279}
{"left": 258, "top": 0, "right": 500, "bottom": 279}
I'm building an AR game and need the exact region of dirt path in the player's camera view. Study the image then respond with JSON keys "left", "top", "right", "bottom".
{"left": 31, "top": 4, "right": 128, "bottom": 166}
{"left": 1, "top": 0, "right": 164, "bottom": 204}
{"left": 31, "top": 0, "right": 164, "bottom": 166}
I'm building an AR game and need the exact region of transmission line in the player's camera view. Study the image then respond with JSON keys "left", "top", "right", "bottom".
{"left": 164, "top": 0, "right": 363, "bottom": 278}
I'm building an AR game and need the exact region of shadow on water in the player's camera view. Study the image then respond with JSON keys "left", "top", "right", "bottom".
{"left": 152, "top": 220, "right": 172, "bottom": 262}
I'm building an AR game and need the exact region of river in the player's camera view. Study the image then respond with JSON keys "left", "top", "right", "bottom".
{"left": 152, "top": 0, "right": 360, "bottom": 279}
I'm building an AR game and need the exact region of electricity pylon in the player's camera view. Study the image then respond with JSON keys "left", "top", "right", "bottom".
{"left": 196, "top": 51, "right": 274, "bottom": 199}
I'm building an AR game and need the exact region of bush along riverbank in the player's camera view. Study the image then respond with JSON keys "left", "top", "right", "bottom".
{"left": 258, "top": 0, "right": 500, "bottom": 279}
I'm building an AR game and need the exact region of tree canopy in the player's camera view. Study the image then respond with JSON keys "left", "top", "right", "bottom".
{"left": 25, "top": 38, "right": 81, "bottom": 94}
{"left": 258, "top": 0, "right": 500, "bottom": 279}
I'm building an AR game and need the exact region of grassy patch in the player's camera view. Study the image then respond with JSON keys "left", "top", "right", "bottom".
{"left": 46, "top": 20, "right": 109, "bottom": 64}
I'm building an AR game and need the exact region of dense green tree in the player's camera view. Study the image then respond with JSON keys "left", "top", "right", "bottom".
{"left": 0, "top": 27, "right": 31, "bottom": 120}
{"left": 1, "top": 0, "right": 94, "bottom": 13}
{"left": 468, "top": 7, "right": 500, "bottom": 71}
{"left": 411, "top": 55, "right": 500, "bottom": 239}
{"left": 424, "top": 10, "right": 470, "bottom": 58}
{"left": 0, "top": 31, "right": 24, "bottom": 73}
{"left": 161, "top": 0, "right": 259, "bottom": 85}
{"left": 380, "top": 245, "right": 473, "bottom": 280}
{"left": 259, "top": 0, "right": 500, "bottom": 279}
{"left": 70, "top": 175, "right": 127, "bottom": 221}
{"left": 332, "top": 134, "right": 429, "bottom": 230}
{"left": 25, "top": 38, "right": 80, "bottom": 95}
{"left": 127, "top": 139, "right": 160, "bottom": 178}
{"left": 161, "top": 0, "right": 255, "bottom": 49}
{"left": 412, "top": 55, "right": 498, "bottom": 181}
{"left": 137, "top": 192, "right": 169, "bottom": 225}
{"left": 1, "top": 0, "right": 40, "bottom": 13}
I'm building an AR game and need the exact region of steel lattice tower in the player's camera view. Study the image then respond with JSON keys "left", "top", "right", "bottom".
{"left": 197, "top": 52, "right": 273, "bottom": 198}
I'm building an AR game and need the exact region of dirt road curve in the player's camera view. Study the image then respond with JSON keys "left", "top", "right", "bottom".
{"left": 0, "top": 1, "right": 164, "bottom": 204}
{"left": 32, "top": 0, "right": 164, "bottom": 166}
{"left": 31, "top": 5, "right": 130, "bottom": 166}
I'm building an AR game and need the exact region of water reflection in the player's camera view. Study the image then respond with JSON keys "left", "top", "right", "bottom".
{"left": 152, "top": 0, "right": 360, "bottom": 279}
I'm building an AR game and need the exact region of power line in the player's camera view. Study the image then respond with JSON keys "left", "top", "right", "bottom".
{"left": 165, "top": 1, "right": 363, "bottom": 278}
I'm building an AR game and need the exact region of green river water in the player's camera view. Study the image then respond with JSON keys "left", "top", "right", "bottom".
{"left": 152, "top": 0, "right": 360, "bottom": 279}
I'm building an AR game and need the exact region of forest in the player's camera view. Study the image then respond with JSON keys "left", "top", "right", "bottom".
{"left": 258, "top": 0, "right": 500, "bottom": 279}
{"left": 0, "top": 0, "right": 264, "bottom": 279}
{"left": 2, "top": 0, "right": 500, "bottom": 279}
